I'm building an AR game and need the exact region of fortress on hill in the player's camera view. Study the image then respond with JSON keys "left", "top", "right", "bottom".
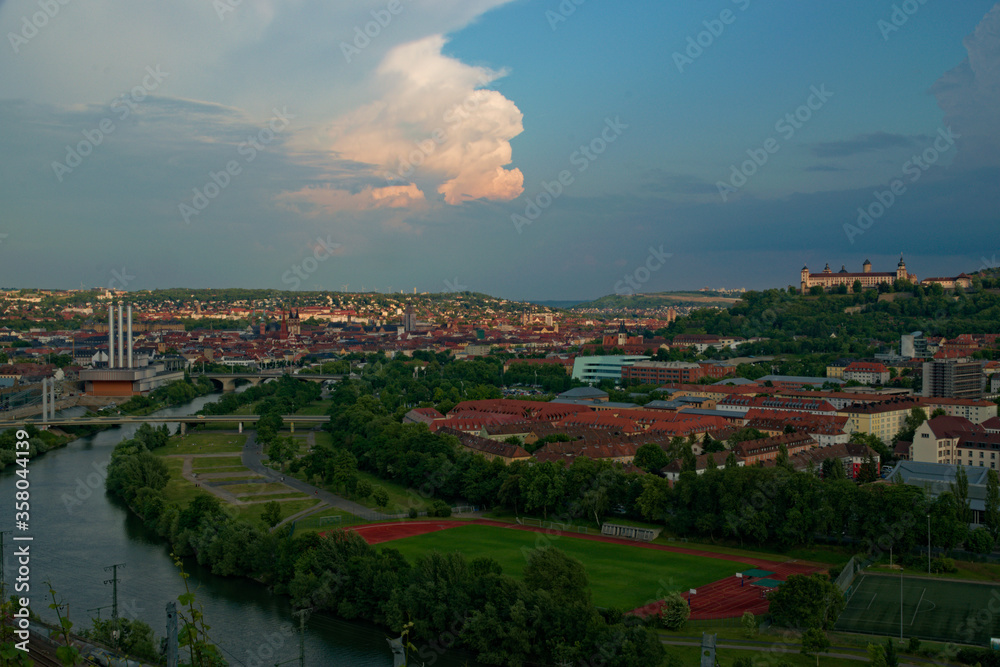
{"left": 800, "top": 256, "right": 916, "bottom": 294}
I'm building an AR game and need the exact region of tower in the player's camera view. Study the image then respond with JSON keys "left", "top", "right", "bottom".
{"left": 617, "top": 321, "right": 628, "bottom": 347}
{"left": 863, "top": 259, "right": 872, "bottom": 274}
{"left": 896, "top": 254, "right": 907, "bottom": 281}
{"left": 800, "top": 265, "right": 810, "bottom": 293}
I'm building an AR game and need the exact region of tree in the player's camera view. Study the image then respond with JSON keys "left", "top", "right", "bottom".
{"left": 267, "top": 436, "right": 297, "bottom": 472}
{"left": 883, "top": 638, "right": 899, "bottom": 667}
{"left": 372, "top": 486, "right": 390, "bottom": 509}
{"left": 821, "top": 457, "right": 846, "bottom": 480}
{"left": 987, "top": 469, "right": 1000, "bottom": 539}
{"left": 867, "top": 643, "right": 887, "bottom": 667}
{"left": 966, "top": 526, "right": 994, "bottom": 554}
{"left": 769, "top": 574, "right": 844, "bottom": 630}
{"left": 355, "top": 478, "right": 373, "bottom": 501}
{"left": 801, "top": 627, "right": 830, "bottom": 666}
{"left": 741, "top": 610, "right": 759, "bottom": 638}
{"left": 951, "top": 465, "right": 972, "bottom": 525}
{"left": 261, "top": 501, "right": 282, "bottom": 527}
{"left": 659, "top": 593, "right": 690, "bottom": 630}
{"left": 523, "top": 547, "right": 590, "bottom": 607}
{"left": 633, "top": 442, "right": 669, "bottom": 474}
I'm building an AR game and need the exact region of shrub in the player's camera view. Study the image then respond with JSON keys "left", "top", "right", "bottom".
{"left": 967, "top": 527, "right": 995, "bottom": 554}
{"left": 907, "top": 637, "right": 921, "bottom": 653}
{"left": 659, "top": 593, "right": 690, "bottom": 630}
{"left": 407, "top": 507, "right": 418, "bottom": 519}
{"left": 930, "top": 557, "right": 957, "bottom": 574}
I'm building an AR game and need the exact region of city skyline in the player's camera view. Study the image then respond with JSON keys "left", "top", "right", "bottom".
{"left": 2, "top": 1, "right": 998, "bottom": 299}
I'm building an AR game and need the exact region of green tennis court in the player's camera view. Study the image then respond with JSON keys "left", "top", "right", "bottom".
{"left": 836, "top": 573, "right": 1000, "bottom": 645}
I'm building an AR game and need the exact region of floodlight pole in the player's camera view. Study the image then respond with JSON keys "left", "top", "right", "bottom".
{"left": 927, "top": 513, "right": 931, "bottom": 574}
{"left": 900, "top": 562, "right": 903, "bottom": 641}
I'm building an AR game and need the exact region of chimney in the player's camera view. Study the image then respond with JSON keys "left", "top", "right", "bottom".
{"left": 127, "top": 303, "right": 133, "bottom": 368}
{"left": 118, "top": 303, "right": 124, "bottom": 369}
{"left": 108, "top": 305, "right": 115, "bottom": 368}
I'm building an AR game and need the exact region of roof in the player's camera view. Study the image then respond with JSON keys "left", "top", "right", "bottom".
{"left": 558, "top": 387, "right": 609, "bottom": 399}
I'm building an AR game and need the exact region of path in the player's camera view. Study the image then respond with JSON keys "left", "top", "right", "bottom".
{"left": 172, "top": 454, "right": 247, "bottom": 505}
{"left": 241, "top": 430, "right": 388, "bottom": 519}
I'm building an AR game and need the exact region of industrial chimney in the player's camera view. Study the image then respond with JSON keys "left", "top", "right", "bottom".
{"left": 118, "top": 303, "right": 124, "bottom": 369}
{"left": 127, "top": 303, "right": 133, "bottom": 368}
{"left": 108, "top": 305, "right": 115, "bottom": 368}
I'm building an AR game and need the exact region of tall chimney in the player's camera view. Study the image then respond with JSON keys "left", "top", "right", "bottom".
{"left": 41, "top": 378, "right": 48, "bottom": 422}
{"left": 118, "top": 303, "right": 124, "bottom": 369}
{"left": 50, "top": 377, "right": 56, "bottom": 419}
{"left": 108, "top": 305, "right": 115, "bottom": 368}
{"left": 127, "top": 303, "right": 133, "bottom": 368}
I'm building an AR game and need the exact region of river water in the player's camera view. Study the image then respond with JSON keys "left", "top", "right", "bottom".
{"left": 4, "top": 392, "right": 478, "bottom": 666}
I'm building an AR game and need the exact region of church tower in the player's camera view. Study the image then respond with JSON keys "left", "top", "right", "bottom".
{"left": 800, "top": 265, "right": 810, "bottom": 293}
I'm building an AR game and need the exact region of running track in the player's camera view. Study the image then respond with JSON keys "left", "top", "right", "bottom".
{"left": 344, "top": 519, "right": 823, "bottom": 619}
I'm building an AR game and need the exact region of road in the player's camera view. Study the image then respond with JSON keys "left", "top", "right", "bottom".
{"left": 241, "top": 430, "right": 388, "bottom": 519}
{"left": 660, "top": 637, "right": 963, "bottom": 666}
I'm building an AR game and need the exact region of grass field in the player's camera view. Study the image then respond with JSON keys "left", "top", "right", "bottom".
{"left": 836, "top": 573, "right": 1000, "bottom": 645}
{"left": 190, "top": 455, "right": 245, "bottom": 470}
{"left": 379, "top": 524, "right": 750, "bottom": 609}
{"left": 152, "top": 433, "right": 246, "bottom": 455}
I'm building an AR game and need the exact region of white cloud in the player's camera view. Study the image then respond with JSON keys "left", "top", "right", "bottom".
{"left": 319, "top": 35, "right": 524, "bottom": 205}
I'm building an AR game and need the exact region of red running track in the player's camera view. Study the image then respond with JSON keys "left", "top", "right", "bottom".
{"left": 344, "top": 519, "right": 823, "bottom": 619}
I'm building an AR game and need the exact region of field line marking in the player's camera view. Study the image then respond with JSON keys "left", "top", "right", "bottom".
{"left": 866, "top": 593, "right": 877, "bottom": 611}
{"left": 910, "top": 588, "right": 926, "bottom": 627}
{"left": 845, "top": 575, "right": 865, "bottom": 606}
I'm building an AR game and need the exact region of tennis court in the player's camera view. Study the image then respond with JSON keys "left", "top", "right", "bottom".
{"left": 836, "top": 573, "right": 1000, "bottom": 645}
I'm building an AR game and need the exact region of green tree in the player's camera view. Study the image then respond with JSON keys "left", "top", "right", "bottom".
{"left": 659, "top": 593, "right": 690, "bottom": 630}
{"left": 987, "top": 469, "right": 1000, "bottom": 539}
{"left": 523, "top": 547, "right": 590, "bottom": 607}
{"left": 801, "top": 627, "right": 830, "bottom": 666}
{"left": 373, "top": 486, "right": 390, "bottom": 509}
{"left": 883, "top": 638, "right": 899, "bottom": 667}
{"left": 741, "top": 610, "right": 759, "bottom": 638}
{"left": 355, "top": 478, "right": 373, "bottom": 501}
{"left": 867, "top": 643, "right": 887, "bottom": 667}
{"left": 951, "top": 465, "right": 972, "bottom": 525}
{"left": 769, "top": 574, "right": 844, "bottom": 630}
{"left": 261, "top": 500, "right": 282, "bottom": 528}
{"left": 966, "top": 526, "right": 994, "bottom": 554}
{"left": 633, "top": 442, "right": 669, "bottom": 473}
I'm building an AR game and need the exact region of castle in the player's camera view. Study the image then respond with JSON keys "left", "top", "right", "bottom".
{"left": 800, "top": 257, "right": 916, "bottom": 293}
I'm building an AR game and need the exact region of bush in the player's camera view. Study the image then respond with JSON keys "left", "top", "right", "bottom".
{"left": 430, "top": 500, "right": 451, "bottom": 517}
{"left": 407, "top": 507, "right": 418, "bottom": 519}
{"left": 907, "top": 637, "right": 921, "bottom": 653}
{"left": 732, "top": 658, "right": 753, "bottom": 667}
{"left": 930, "top": 557, "right": 958, "bottom": 574}
{"left": 967, "top": 527, "right": 995, "bottom": 554}
{"left": 659, "top": 593, "right": 690, "bottom": 630}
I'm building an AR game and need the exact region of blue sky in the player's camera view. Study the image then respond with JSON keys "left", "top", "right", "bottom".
{"left": 1, "top": 0, "right": 998, "bottom": 299}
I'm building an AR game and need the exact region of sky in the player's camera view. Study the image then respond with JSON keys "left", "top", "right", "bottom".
{"left": 1, "top": 0, "right": 998, "bottom": 300}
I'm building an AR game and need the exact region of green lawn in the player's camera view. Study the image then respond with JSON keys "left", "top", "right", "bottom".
{"left": 294, "top": 400, "right": 332, "bottom": 415}
{"left": 152, "top": 433, "right": 247, "bottom": 455}
{"left": 161, "top": 459, "right": 202, "bottom": 506}
{"left": 190, "top": 455, "right": 244, "bottom": 470}
{"left": 217, "top": 482, "right": 294, "bottom": 495}
{"left": 236, "top": 498, "right": 319, "bottom": 525}
{"left": 662, "top": 643, "right": 885, "bottom": 667}
{"left": 292, "top": 507, "right": 361, "bottom": 533}
{"left": 380, "top": 524, "right": 750, "bottom": 609}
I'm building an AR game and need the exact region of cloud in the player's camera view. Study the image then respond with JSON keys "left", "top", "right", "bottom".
{"left": 930, "top": 3, "right": 1000, "bottom": 170}
{"left": 320, "top": 35, "right": 524, "bottom": 205}
{"left": 276, "top": 183, "right": 427, "bottom": 214}
{"left": 808, "top": 131, "right": 925, "bottom": 158}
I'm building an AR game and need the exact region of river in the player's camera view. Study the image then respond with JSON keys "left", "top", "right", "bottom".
{"left": 4, "top": 392, "right": 478, "bottom": 666}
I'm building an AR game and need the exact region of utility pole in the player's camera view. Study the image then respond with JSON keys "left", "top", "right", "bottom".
{"left": 166, "top": 602, "right": 178, "bottom": 667}
{"left": 927, "top": 513, "right": 931, "bottom": 574}
{"left": 103, "top": 562, "right": 126, "bottom": 650}
{"left": 293, "top": 608, "right": 309, "bottom": 667}
{"left": 0, "top": 530, "right": 11, "bottom": 597}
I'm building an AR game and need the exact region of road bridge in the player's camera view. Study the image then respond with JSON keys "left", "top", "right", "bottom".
{"left": 0, "top": 414, "right": 329, "bottom": 434}
{"left": 190, "top": 372, "right": 345, "bottom": 392}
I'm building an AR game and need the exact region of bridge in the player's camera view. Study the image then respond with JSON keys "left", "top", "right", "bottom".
{"left": 191, "top": 372, "right": 345, "bottom": 392}
{"left": 0, "top": 414, "right": 329, "bottom": 434}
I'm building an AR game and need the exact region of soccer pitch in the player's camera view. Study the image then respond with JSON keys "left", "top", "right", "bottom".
{"left": 836, "top": 573, "right": 1000, "bottom": 645}
{"left": 378, "top": 524, "right": 750, "bottom": 610}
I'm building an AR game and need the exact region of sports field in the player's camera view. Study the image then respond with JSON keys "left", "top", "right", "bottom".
{"left": 378, "top": 524, "right": 750, "bottom": 609}
{"left": 836, "top": 573, "right": 1000, "bottom": 644}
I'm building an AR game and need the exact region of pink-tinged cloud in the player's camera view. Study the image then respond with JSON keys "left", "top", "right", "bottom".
{"left": 276, "top": 183, "right": 426, "bottom": 215}
{"left": 326, "top": 35, "right": 524, "bottom": 205}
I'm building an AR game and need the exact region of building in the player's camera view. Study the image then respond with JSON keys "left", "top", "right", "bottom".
{"left": 909, "top": 416, "right": 979, "bottom": 465}
{"left": 571, "top": 355, "right": 649, "bottom": 384}
{"left": 733, "top": 432, "right": 816, "bottom": 465}
{"left": 402, "top": 305, "right": 417, "bottom": 332}
{"left": 843, "top": 361, "right": 890, "bottom": 386}
{"left": 661, "top": 452, "right": 744, "bottom": 482}
{"left": 921, "top": 398, "right": 997, "bottom": 424}
{"left": 800, "top": 256, "right": 916, "bottom": 293}
{"left": 622, "top": 361, "right": 705, "bottom": 385}
{"left": 921, "top": 274, "right": 973, "bottom": 290}
{"left": 890, "top": 461, "right": 990, "bottom": 524}
{"left": 718, "top": 395, "right": 839, "bottom": 417}
{"left": 922, "top": 359, "right": 984, "bottom": 399}
{"left": 900, "top": 332, "right": 928, "bottom": 359}
{"left": 841, "top": 397, "right": 926, "bottom": 444}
